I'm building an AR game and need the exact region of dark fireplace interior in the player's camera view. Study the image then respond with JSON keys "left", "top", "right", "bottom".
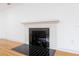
{"left": 29, "top": 28, "right": 49, "bottom": 56}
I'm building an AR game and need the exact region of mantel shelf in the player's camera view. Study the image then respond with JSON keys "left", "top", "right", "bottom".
{"left": 22, "top": 20, "right": 59, "bottom": 25}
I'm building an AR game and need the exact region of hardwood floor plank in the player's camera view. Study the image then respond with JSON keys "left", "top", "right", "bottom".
{"left": 0, "top": 39, "right": 25, "bottom": 56}
{"left": 0, "top": 39, "right": 23, "bottom": 49}
{"left": 0, "top": 48, "right": 25, "bottom": 56}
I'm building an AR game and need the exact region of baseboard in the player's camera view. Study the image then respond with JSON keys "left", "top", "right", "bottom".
{"left": 57, "top": 48, "right": 79, "bottom": 54}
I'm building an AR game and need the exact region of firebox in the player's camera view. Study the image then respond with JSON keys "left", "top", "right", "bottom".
{"left": 29, "top": 28, "right": 49, "bottom": 56}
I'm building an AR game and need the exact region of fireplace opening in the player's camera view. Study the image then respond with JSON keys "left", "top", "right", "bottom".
{"left": 29, "top": 28, "right": 49, "bottom": 56}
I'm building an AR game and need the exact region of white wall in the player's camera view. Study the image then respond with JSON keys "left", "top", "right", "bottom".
{"left": 1, "top": 3, "right": 79, "bottom": 53}
{"left": 0, "top": 11, "right": 7, "bottom": 38}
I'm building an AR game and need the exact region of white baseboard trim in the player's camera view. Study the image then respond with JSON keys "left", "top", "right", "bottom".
{"left": 57, "top": 48, "right": 79, "bottom": 54}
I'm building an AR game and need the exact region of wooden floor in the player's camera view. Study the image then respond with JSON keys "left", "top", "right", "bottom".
{"left": 0, "top": 39, "right": 25, "bottom": 56}
{"left": 0, "top": 39, "right": 79, "bottom": 56}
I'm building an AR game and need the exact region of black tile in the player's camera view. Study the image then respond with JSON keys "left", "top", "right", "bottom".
{"left": 12, "top": 44, "right": 56, "bottom": 56}
{"left": 12, "top": 44, "right": 29, "bottom": 55}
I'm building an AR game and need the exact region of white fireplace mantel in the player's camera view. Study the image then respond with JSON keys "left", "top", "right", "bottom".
{"left": 22, "top": 20, "right": 59, "bottom": 49}
{"left": 22, "top": 20, "right": 59, "bottom": 28}
{"left": 22, "top": 20, "right": 59, "bottom": 24}
{"left": 22, "top": 20, "right": 59, "bottom": 25}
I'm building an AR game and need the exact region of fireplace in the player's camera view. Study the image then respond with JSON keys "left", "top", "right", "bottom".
{"left": 29, "top": 28, "right": 49, "bottom": 56}
{"left": 22, "top": 20, "right": 59, "bottom": 56}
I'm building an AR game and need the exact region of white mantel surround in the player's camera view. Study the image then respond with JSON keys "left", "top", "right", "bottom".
{"left": 23, "top": 20, "right": 59, "bottom": 49}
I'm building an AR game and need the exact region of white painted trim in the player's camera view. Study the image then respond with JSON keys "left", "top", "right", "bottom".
{"left": 57, "top": 48, "right": 79, "bottom": 54}
{"left": 22, "top": 20, "right": 59, "bottom": 25}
